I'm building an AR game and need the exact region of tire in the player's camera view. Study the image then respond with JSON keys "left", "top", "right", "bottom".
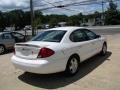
{"left": 65, "top": 55, "right": 79, "bottom": 76}
{"left": 100, "top": 43, "right": 107, "bottom": 56}
{"left": 0, "top": 45, "right": 5, "bottom": 55}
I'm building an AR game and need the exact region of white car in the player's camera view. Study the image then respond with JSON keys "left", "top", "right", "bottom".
{"left": 11, "top": 27, "right": 107, "bottom": 75}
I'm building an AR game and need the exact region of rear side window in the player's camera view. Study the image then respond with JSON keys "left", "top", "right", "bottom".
{"left": 32, "top": 30, "right": 67, "bottom": 42}
{"left": 12, "top": 32, "right": 24, "bottom": 39}
{"left": 83, "top": 29, "right": 97, "bottom": 40}
{"left": 70, "top": 30, "right": 88, "bottom": 42}
{"left": 12, "top": 33, "right": 23, "bottom": 37}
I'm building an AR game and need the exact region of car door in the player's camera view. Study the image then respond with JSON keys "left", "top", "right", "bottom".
{"left": 12, "top": 32, "right": 25, "bottom": 43}
{"left": 83, "top": 29, "right": 102, "bottom": 55}
{"left": 2, "top": 33, "right": 15, "bottom": 48}
{"left": 69, "top": 29, "right": 94, "bottom": 62}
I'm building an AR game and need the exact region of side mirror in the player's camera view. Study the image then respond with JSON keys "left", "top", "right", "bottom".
{"left": 96, "top": 35, "right": 101, "bottom": 38}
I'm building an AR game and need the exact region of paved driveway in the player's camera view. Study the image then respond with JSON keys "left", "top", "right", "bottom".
{"left": 0, "top": 35, "right": 120, "bottom": 90}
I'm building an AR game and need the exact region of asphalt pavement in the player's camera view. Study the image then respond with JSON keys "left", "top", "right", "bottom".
{"left": 0, "top": 34, "right": 120, "bottom": 90}
{"left": 90, "top": 28, "right": 120, "bottom": 35}
{"left": 19, "top": 25, "right": 120, "bottom": 36}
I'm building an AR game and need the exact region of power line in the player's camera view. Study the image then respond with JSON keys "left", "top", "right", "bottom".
{"left": 35, "top": 0, "right": 120, "bottom": 11}
{"left": 3, "top": 0, "right": 120, "bottom": 12}
{"left": 40, "top": 0, "right": 108, "bottom": 8}
{"left": 33, "top": 0, "right": 66, "bottom": 7}
{"left": 39, "top": 0, "right": 98, "bottom": 15}
{"left": 59, "top": 7, "right": 95, "bottom": 14}
{"left": 39, "top": 0, "right": 98, "bottom": 12}
{"left": 38, "top": 0, "right": 96, "bottom": 11}
{"left": 29, "top": 0, "right": 120, "bottom": 17}
{"left": 33, "top": 0, "right": 81, "bottom": 8}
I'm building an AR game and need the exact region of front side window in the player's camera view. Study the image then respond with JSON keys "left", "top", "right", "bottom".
{"left": 84, "top": 29, "right": 97, "bottom": 40}
{"left": 3, "top": 33, "right": 12, "bottom": 39}
{"left": 70, "top": 30, "right": 87, "bottom": 42}
{"left": 32, "top": 30, "right": 67, "bottom": 42}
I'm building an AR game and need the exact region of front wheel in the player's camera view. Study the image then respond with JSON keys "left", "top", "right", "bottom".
{"left": 65, "top": 56, "right": 79, "bottom": 76}
{"left": 100, "top": 43, "right": 107, "bottom": 56}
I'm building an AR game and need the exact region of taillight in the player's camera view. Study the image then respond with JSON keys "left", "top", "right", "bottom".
{"left": 37, "top": 48, "right": 55, "bottom": 58}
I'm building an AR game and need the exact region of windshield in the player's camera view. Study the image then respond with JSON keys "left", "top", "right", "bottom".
{"left": 32, "top": 30, "right": 67, "bottom": 42}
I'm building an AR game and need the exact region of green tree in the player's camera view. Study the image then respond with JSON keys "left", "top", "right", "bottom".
{"left": 67, "top": 13, "right": 83, "bottom": 26}
{"left": 8, "top": 10, "right": 25, "bottom": 30}
{"left": 24, "top": 11, "right": 31, "bottom": 26}
{"left": 33, "top": 18, "right": 42, "bottom": 29}
{"left": 49, "top": 17, "right": 58, "bottom": 27}
{"left": 67, "top": 15, "right": 80, "bottom": 26}
{"left": 0, "top": 11, "right": 6, "bottom": 31}
{"left": 105, "top": 0, "right": 120, "bottom": 25}
{"left": 44, "top": 14, "right": 68, "bottom": 27}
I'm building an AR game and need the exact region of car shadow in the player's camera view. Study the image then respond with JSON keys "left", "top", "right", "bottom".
{"left": 18, "top": 51, "right": 112, "bottom": 89}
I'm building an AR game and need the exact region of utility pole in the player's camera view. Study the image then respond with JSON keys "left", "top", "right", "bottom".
{"left": 102, "top": 0, "right": 105, "bottom": 25}
{"left": 30, "top": 0, "right": 35, "bottom": 36}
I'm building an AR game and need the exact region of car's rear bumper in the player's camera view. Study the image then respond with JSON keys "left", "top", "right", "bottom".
{"left": 11, "top": 55, "right": 66, "bottom": 74}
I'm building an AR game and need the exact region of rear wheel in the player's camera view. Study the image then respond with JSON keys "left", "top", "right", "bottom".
{"left": 0, "top": 45, "right": 5, "bottom": 54}
{"left": 65, "top": 56, "right": 79, "bottom": 76}
{"left": 100, "top": 43, "right": 107, "bottom": 56}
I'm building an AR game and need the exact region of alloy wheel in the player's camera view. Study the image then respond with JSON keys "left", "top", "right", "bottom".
{"left": 0, "top": 46, "right": 5, "bottom": 54}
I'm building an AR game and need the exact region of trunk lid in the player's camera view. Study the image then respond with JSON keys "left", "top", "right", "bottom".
{"left": 15, "top": 41, "right": 55, "bottom": 59}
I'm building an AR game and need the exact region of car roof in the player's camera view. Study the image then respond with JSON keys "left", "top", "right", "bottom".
{"left": 49, "top": 26, "right": 86, "bottom": 31}
{"left": 0, "top": 32, "right": 11, "bottom": 34}
{"left": 0, "top": 33, "right": 2, "bottom": 35}
{"left": 1, "top": 31, "right": 21, "bottom": 33}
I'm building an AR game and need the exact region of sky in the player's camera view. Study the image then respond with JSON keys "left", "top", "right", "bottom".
{"left": 0, "top": 0, "right": 120, "bottom": 15}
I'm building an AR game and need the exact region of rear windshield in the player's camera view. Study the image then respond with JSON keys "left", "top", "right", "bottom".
{"left": 32, "top": 30, "right": 67, "bottom": 42}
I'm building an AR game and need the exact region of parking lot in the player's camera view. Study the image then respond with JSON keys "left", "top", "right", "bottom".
{"left": 0, "top": 34, "right": 120, "bottom": 90}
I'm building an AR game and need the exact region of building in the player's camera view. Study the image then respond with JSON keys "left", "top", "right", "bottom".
{"left": 58, "top": 22, "right": 67, "bottom": 27}
{"left": 4, "top": 27, "right": 15, "bottom": 31}
{"left": 81, "top": 16, "right": 103, "bottom": 26}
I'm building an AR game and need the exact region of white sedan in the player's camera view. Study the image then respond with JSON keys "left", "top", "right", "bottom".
{"left": 11, "top": 27, "right": 107, "bottom": 75}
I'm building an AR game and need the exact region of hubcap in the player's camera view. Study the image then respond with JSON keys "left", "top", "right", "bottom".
{"left": 0, "top": 46, "right": 4, "bottom": 54}
{"left": 69, "top": 58, "right": 78, "bottom": 74}
{"left": 103, "top": 45, "right": 107, "bottom": 54}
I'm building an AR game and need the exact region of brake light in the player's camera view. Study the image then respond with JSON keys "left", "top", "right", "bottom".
{"left": 37, "top": 48, "right": 55, "bottom": 58}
